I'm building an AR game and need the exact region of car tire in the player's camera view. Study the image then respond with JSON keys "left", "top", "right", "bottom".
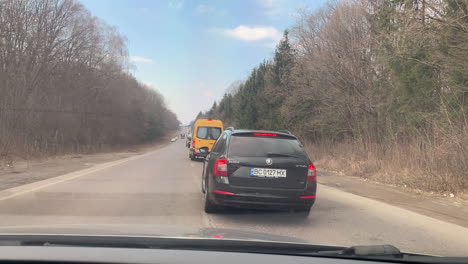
{"left": 297, "top": 206, "right": 312, "bottom": 216}
{"left": 203, "top": 177, "right": 218, "bottom": 213}
{"left": 204, "top": 195, "right": 218, "bottom": 213}
{"left": 201, "top": 162, "right": 206, "bottom": 194}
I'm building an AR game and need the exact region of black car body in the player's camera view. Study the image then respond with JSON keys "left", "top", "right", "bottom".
{"left": 201, "top": 129, "right": 317, "bottom": 214}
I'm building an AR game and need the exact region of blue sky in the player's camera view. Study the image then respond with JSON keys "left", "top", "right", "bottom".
{"left": 80, "top": 0, "right": 326, "bottom": 124}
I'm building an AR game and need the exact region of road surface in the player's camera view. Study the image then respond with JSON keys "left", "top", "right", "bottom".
{"left": 0, "top": 140, "right": 467, "bottom": 256}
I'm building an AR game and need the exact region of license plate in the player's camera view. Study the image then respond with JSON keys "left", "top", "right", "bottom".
{"left": 250, "top": 168, "right": 287, "bottom": 178}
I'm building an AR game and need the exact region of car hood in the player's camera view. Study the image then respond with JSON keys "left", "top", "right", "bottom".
{"left": 0, "top": 224, "right": 306, "bottom": 243}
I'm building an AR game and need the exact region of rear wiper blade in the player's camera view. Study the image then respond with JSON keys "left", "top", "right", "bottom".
{"left": 266, "top": 153, "right": 302, "bottom": 159}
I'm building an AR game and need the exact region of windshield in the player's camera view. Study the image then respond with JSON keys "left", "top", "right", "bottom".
{"left": 0, "top": 0, "right": 467, "bottom": 260}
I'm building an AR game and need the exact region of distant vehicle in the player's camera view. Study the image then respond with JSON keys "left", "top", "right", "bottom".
{"left": 201, "top": 129, "right": 316, "bottom": 214}
{"left": 171, "top": 137, "right": 177, "bottom": 142}
{"left": 180, "top": 133, "right": 185, "bottom": 139}
{"left": 189, "top": 119, "right": 223, "bottom": 160}
{"left": 186, "top": 134, "right": 191, "bottom": 148}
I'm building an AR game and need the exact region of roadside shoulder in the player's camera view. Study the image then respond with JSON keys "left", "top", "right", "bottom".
{"left": 0, "top": 135, "right": 174, "bottom": 192}
{"left": 318, "top": 170, "right": 468, "bottom": 228}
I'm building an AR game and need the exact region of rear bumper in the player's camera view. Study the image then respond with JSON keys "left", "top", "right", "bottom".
{"left": 210, "top": 183, "right": 316, "bottom": 210}
{"left": 189, "top": 148, "right": 208, "bottom": 159}
{"left": 193, "top": 152, "right": 208, "bottom": 159}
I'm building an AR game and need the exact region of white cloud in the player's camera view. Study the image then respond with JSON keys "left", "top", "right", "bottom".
{"left": 257, "top": 0, "right": 275, "bottom": 8}
{"left": 256, "top": 0, "right": 284, "bottom": 17}
{"left": 129, "top": 56, "right": 153, "bottom": 64}
{"left": 168, "top": 0, "right": 183, "bottom": 9}
{"left": 220, "top": 25, "right": 281, "bottom": 42}
{"left": 196, "top": 4, "right": 213, "bottom": 13}
{"left": 195, "top": 4, "right": 227, "bottom": 15}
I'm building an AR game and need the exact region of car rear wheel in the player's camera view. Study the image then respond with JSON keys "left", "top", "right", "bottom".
{"left": 203, "top": 177, "right": 218, "bottom": 213}
{"left": 289, "top": 205, "right": 311, "bottom": 214}
{"left": 204, "top": 194, "right": 218, "bottom": 213}
{"left": 201, "top": 161, "right": 206, "bottom": 194}
{"left": 295, "top": 206, "right": 311, "bottom": 216}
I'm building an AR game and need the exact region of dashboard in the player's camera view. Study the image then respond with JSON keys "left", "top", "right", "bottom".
{"left": 0, "top": 246, "right": 394, "bottom": 264}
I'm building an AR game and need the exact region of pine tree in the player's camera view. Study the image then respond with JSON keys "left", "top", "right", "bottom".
{"left": 195, "top": 111, "right": 203, "bottom": 120}
{"left": 272, "top": 30, "right": 296, "bottom": 89}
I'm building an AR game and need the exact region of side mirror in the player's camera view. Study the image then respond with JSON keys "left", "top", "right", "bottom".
{"left": 198, "top": 147, "right": 209, "bottom": 153}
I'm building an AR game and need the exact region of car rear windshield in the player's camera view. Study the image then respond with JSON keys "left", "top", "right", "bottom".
{"left": 196, "top": 127, "right": 222, "bottom": 140}
{"left": 228, "top": 135, "right": 307, "bottom": 159}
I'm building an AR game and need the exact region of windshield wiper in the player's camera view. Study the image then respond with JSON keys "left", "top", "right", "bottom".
{"left": 266, "top": 153, "right": 303, "bottom": 159}
{"left": 311, "top": 244, "right": 402, "bottom": 257}
{"left": 308, "top": 245, "right": 468, "bottom": 264}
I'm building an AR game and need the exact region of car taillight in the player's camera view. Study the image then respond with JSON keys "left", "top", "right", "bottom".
{"left": 307, "top": 164, "right": 317, "bottom": 181}
{"left": 213, "top": 158, "right": 228, "bottom": 177}
{"left": 192, "top": 139, "right": 195, "bottom": 148}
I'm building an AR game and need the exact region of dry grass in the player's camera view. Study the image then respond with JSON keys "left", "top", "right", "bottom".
{"left": 305, "top": 126, "right": 468, "bottom": 195}
{"left": 0, "top": 131, "right": 177, "bottom": 171}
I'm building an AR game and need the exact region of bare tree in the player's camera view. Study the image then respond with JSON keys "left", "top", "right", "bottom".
{"left": 0, "top": 0, "right": 179, "bottom": 159}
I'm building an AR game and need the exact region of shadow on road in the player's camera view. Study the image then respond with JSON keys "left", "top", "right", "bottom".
{"left": 210, "top": 206, "right": 313, "bottom": 224}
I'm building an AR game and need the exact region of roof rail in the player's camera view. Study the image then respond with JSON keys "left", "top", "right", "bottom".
{"left": 225, "top": 127, "right": 234, "bottom": 131}
{"left": 278, "top": 130, "right": 292, "bottom": 135}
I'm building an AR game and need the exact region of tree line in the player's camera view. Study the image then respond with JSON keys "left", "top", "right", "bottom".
{"left": 0, "top": 0, "right": 179, "bottom": 159}
{"left": 200, "top": 0, "right": 467, "bottom": 193}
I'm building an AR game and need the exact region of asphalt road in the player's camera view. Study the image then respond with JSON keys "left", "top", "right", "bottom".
{"left": 0, "top": 140, "right": 467, "bottom": 256}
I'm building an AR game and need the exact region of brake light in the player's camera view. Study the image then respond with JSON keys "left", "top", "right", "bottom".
{"left": 207, "top": 119, "right": 212, "bottom": 121}
{"left": 300, "top": 195, "right": 316, "bottom": 199}
{"left": 253, "top": 133, "right": 277, "bottom": 137}
{"left": 192, "top": 139, "right": 195, "bottom": 148}
{"left": 307, "top": 164, "right": 317, "bottom": 181}
{"left": 213, "top": 158, "right": 228, "bottom": 177}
